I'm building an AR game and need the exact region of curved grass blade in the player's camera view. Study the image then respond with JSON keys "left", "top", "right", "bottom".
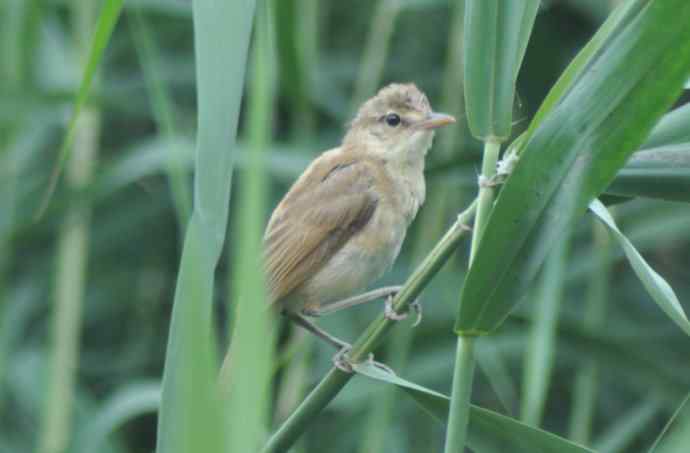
{"left": 74, "top": 382, "right": 160, "bottom": 453}
{"left": 643, "top": 103, "right": 690, "bottom": 149}
{"left": 456, "top": 0, "right": 690, "bottom": 335}
{"left": 593, "top": 400, "right": 660, "bottom": 453}
{"left": 463, "top": 0, "right": 539, "bottom": 141}
{"left": 222, "top": 2, "right": 276, "bottom": 451}
{"left": 34, "top": 0, "right": 124, "bottom": 220}
{"left": 155, "top": 0, "right": 256, "bottom": 452}
{"left": 606, "top": 145, "right": 690, "bottom": 202}
{"left": 648, "top": 393, "right": 690, "bottom": 453}
{"left": 589, "top": 199, "right": 690, "bottom": 336}
{"left": 509, "top": 0, "right": 647, "bottom": 156}
{"left": 352, "top": 361, "right": 595, "bottom": 453}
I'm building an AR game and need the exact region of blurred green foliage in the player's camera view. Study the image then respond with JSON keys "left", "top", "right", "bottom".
{"left": 1, "top": 1, "right": 690, "bottom": 452}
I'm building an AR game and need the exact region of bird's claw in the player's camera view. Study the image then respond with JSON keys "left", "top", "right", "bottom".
{"left": 333, "top": 346, "right": 354, "bottom": 373}
{"left": 410, "top": 299, "right": 423, "bottom": 327}
{"left": 332, "top": 347, "right": 395, "bottom": 375}
{"left": 384, "top": 294, "right": 407, "bottom": 321}
{"left": 384, "top": 295, "right": 423, "bottom": 327}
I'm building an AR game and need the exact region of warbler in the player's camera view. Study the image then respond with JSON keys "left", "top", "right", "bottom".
{"left": 264, "top": 83, "right": 455, "bottom": 369}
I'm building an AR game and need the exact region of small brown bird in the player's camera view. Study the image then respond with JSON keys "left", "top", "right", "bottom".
{"left": 264, "top": 83, "right": 454, "bottom": 369}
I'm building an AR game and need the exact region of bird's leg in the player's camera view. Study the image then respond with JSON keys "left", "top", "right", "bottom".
{"left": 384, "top": 296, "right": 423, "bottom": 327}
{"left": 304, "top": 286, "right": 402, "bottom": 316}
{"left": 282, "top": 311, "right": 354, "bottom": 372}
{"left": 283, "top": 311, "right": 395, "bottom": 373}
{"left": 283, "top": 311, "right": 349, "bottom": 349}
{"left": 304, "top": 285, "right": 423, "bottom": 325}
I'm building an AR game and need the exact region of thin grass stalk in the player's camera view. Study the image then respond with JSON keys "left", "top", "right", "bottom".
{"left": 437, "top": 0, "right": 467, "bottom": 161}
{"left": 223, "top": 1, "right": 276, "bottom": 449}
{"left": 292, "top": 0, "right": 319, "bottom": 140}
{"left": 38, "top": 2, "right": 100, "bottom": 450}
{"left": 569, "top": 219, "right": 612, "bottom": 443}
{"left": 130, "top": 8, "right": 192, "bottom": 231}
{"left": 444, "top": 140, "right": 499, "bottom": 453}
{"left": 350, "top": 0, "right": 401, "bottom": 113}
{"left": 593, "top": 400, "right": 660, "bottom": 453}
{"left": 521, "top": 234, "right": 570, "bottom": 426}
{"left": 274, "top": 329, "right": 311, "bottom": 425}
{"left": 262, "top": 199, "right": 478, "bottom": 453}
{"left": 0, "top": 0, "right": 29, "bottom": 412}
{"left": 272, "top": 2, "right": 320, "bottom": 446}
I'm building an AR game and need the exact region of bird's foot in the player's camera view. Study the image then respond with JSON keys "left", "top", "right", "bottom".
{"left": 332, "top": 346, "right": 395, "bottom": 375}
{"left": 384, "top": 295, "right": 423, "bottom": 327}
{"left": 332, "top": 346, "right": 354, "bottom": 373}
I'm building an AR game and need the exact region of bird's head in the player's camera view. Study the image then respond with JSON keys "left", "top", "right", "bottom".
{"left": 344, "top": 83, "right": 455, "bottom": 161}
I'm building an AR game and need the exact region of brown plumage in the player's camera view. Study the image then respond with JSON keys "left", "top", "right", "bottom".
{"left": 263, "top": 83, "right": 455, "bottom": 322}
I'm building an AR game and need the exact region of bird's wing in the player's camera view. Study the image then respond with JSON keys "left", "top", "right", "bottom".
{"left": 264, "top": 156, "right": 378, "bottom": 305}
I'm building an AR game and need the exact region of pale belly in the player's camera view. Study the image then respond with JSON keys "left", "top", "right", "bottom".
{"left": 295, "top": 209, "right": 407, "bottom": 312}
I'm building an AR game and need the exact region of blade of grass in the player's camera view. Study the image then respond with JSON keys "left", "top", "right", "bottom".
{"left": 74, "top": 382, "right": 160, "bottom": 453}
{"left": 38, "top": 1, "right": 100, "bottom": 450}
{"left": 350, "top": 0, "right": 402, "bottom": 113}
{"left": 648, "top": 393, "right": 690, "bottom": 453}
{"left": 456, "top": 0, "right": 690, "bottom": 335}
{"left": 643, "top": 103, "right": 690, "bottom": 149}
{"left": 463, "top": 0, "right": 539, "bottom": 141}
{"left": 352, "top": 361, "right": 594, "bottom": 453}
{"left": 590, "top": 199, "right": 690, "bottom": 336}
{"left": 568, "top": 219, "right": 612, "bottom": 444}
{"left": 129, "top": 7, "right": 192, "bottom": 230}
{"left": 222, "top": 1, "right": 276, "bottom": 451}
{"left": 34, "top": 0, "right": 123, "bottom": 220}
{"left": 154, "top": 0, "right": 256, "bottom": 452}
{"left": 606, "top": 145, "right": 690, "bottom": 203}
{"left": 520, "top": 233, "right": 570, "bottom": 426}
{"left": 593, "top": 399, "right": 660, "bottom": 453}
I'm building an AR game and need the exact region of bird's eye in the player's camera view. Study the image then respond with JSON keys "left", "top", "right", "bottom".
{"left": 385, "top": 113, "right": 401, "bottom": 127}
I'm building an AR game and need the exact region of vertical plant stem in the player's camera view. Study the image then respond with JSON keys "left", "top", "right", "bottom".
{"left": 39, "top": 2, "right": 99, "bottom": 451}
{"left": 521, "top": 234, "right": 570, "bottom": 426}
{"left": 273, "top": 3, "right": 319, "bottom": 448}
{"left": 350, "top": 0, "right": 401, "bottom": 113}
{"left": 293, "top": 0, "right": 318, "bottom": 140}
{"left": 469, "top": 140, "right": 501, "bottom": 260}
{"left": 445, "top": 139, "right": 500, "bottom": 453}
{"left": 569, "top": 219, "right": 611, "bottom": 443}
{"left": 445, "top": 336, "right": 476, "bottom": 453}
{"left": 0, "top": 0, "right": 30, "bottom": 412}
{"left": 130, "top": 8, "right": 192, "bottom": 230}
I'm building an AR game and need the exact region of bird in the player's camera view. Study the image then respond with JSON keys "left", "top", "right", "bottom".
{"left": 264, "top": 83, "right": 455, "bottom": 370}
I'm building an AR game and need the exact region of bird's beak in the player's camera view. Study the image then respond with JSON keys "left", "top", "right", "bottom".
{"left": 416, "top": 112, "right": 456, "bottom": 130}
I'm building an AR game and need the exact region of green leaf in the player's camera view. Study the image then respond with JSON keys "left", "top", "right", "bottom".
{"left": 456, "top": 0, "right": 690, "bottom": 334}
{"left": 607, "top": 145, "right": 690, "bottom": 202}
{"left": 352, "top": 361, "right": 595, "bottom": 453}
{"left": 463, "top": 0, "right": 539, "bottom": 141}
{"left": 589, "top": 199, "right": 690, "bottom": 336}
{"left": 643, "top": 103, "right": 690, "bottom": 149}
{"left": 223, "top": 2, "right": 276, "bottom": 452}
{"left": 510, "top": 0, "right": 647, "bottom": 155}
{"left": 34, "top": 0, "right": 124, "bottom": 219}
{"left": 74, "top": 382, "right": 160, "bottom": 453}
{"left": 155, "top": 1, "right": 255, "bottom": 453}
{"left": 593, "top": 400, "right": 660, "bottom": 453}
{"left": 648, "top": 393, "right": 690, "bottom": 453}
